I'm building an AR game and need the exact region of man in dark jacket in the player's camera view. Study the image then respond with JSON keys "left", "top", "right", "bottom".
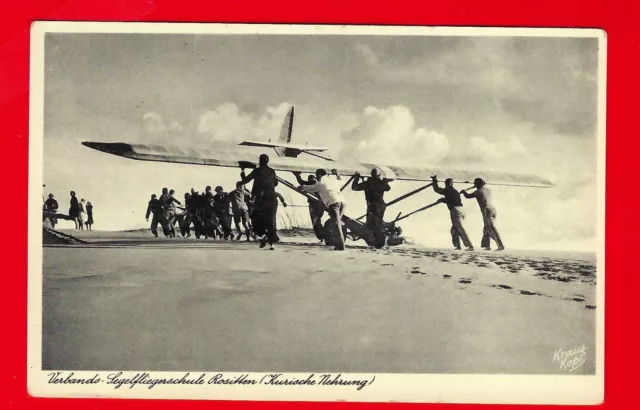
{"left": 44, "top": 193, "right": 59, "bottom": 229}
{"left": 212, "top": 186, "right": 231, "bottom": 239}
{"left": 145, "top": 194, "right": 162, "bottom": 237}
{"left": 175, "top": 192, "right": 192, "bottom": 238}
{"left": 188, "top": 188, "right": 205, "bottom": 238}
{"left": 69, "top": 191, "right": 80, "bottom": 229}
{"left": 432, "top": 176, "right": 474, "bottom": 251}
{"left": 352, "top": 168, "right": 391, "bottom": 249}
{"left": 240, "top": 154, "right": 280, "bottom": 249}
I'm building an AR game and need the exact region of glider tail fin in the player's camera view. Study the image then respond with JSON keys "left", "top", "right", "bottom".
{"left": 275, "top": 106, "right": 294, "bottom": 156}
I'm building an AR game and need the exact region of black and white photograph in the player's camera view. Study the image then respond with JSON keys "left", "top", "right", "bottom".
{"left": 28, "top": 22, "right": 605, "bottom": 404}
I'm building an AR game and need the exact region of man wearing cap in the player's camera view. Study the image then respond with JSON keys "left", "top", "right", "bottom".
{"left": 301, "top": 169, "right": 347, "bottom": 251}
{"left": 44, "top": 193, "right": 59, "bottom": 229}
{"left": 351, "top": 168, "right": 391, "bottom": 249}
{"left": 462, "top": 178, "right": 505, "bottom": 251}
{"left": 145, "top": 194, "right": 162, "bottom": 237}
{"left": 241, "top": 154, "right": 280, "bottom": 249}
{"left": 293, "top": 172, "right": 326, "bottom": 242}
{"left": 432, "top": 176, "right": 474, "bottom": 251}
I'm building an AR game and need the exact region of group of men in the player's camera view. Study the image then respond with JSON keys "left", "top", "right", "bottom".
{"left": 145, "top": 154, "right": 289, "bottom": 250}
{"left": 292, "top": 166, "right": 391, "bottom": 251}
{"left": 42, "top": 190, "right": 94, "bottom": 231}
{"left": 145, "top": 182, "right": 288, "bottom": 245}
{"left": 142, "top": 151, "right": 505, "bottom": 252}
{"left": 432, "top": 176, "right": 505, "bottom": 251}
{"left": 293, "top": 167, "right": 506, "bottom": 252}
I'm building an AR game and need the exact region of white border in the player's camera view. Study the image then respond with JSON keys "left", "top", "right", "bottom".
{"left": 27, "top": 21, "right": 606, "bottom": 404}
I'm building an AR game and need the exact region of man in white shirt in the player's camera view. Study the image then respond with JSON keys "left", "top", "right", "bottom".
{"left": 301, "top": 169, "right": 347, "bottom": 251}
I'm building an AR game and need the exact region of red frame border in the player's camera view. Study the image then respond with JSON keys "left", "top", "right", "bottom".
{"left": 3, "top": 0, "right": 638, "bottom": 408}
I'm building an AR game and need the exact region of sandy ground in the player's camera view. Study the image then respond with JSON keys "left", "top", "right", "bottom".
{"left": 42, "top": 229, "right": 597, "bottom": 374}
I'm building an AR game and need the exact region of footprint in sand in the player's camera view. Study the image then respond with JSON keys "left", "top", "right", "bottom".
{"left": 381, "top": 263, "right": 394, "bottom": 266}
{"left": 562, "top": 293, "right": 586, "bottom": 302}
{"left": 494, "top": 284, "right": 512, "bottom": 290}
{"left": 519, "top": 290, "right": 540, "bottom": 296}
{"left": 459, "top": 278, "right": 472, "bottom": 284}
{"left": 443, "top": 274, "right": 451, "bottom": 279}
{"left": 585, "top": 305, "right": 596, "bottom": 310}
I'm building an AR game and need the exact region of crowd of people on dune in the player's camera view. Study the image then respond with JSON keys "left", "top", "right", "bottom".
{"left": 145, "top": 155, "right": 293, "bottom": 250}
{"left": 143, "top": 153, "right": 395, "bottom": 251}
{"left": 145, "top": 182, "right": 287, "bottom": 245}
{"left": 42, "top": 190, "right": 94, "bottom": 231}
{"left": 144, "top": 153, "right": 350, "bottom": 251}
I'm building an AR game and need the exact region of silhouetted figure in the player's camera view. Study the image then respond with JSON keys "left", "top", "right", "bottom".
{"left": 212, "top": 186, "right": 232, "bottom": 239}
{"left": 177, "top": 192, "right": 192, "bottom": 238}
{"left": 432, "top": 176, "right": 473, "bottom": 251}
{"left": 69, "top": 191, "right": 80, "bottom": 229}
{"left": 352, "top": 168, "right": 391, "bottom": 249}
{"left": 44, "top": 193, "right": 59, "bottom": 229}
{"left": 145, "top": 194, "right": 161, "bottom": 237}
{"left": 86, "top": 202, "right": 94, "bottom": 231}
{"left": 241, "top": 154, "right": 280, "bottom": 250}
{"left": 189, "top": 188, "right": 205, "bottom": 239}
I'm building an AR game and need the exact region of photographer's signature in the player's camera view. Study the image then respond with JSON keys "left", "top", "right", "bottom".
{"left": 553, "top": 345, "right": 588, "bottom": 372}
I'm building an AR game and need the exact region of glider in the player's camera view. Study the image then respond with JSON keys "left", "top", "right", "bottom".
{"left": 81, "top": 106, "right": 555, "bottom": 247}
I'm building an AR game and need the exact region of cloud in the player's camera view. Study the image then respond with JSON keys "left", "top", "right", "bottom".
{"left": 354, "top": 38, "right": 598, "bottom": 138}
{"left": 355, "top": 40, "right": 517, "bottom": 93}
{"left": 441, "top": 135, "right": 528, "bottom": 166}
{"left": 196, "top": 102, "right": 293, "bottom": 143}
{"left": 340, "top": 105, "right": 449, "bottom": 166}
{"left": 339, "top": 104, "right": 529, "bottom": 169}
{"left": 338, "top": 104, "right": 597, "bottom": 251}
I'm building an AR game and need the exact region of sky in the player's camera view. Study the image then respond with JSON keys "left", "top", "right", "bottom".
{"left": 42, "top": 32, "right": 601, "bottom": 251}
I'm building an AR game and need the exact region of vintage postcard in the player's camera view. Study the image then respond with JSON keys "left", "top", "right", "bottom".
{"left": 28, "top": 22, "right": 606, "bottom": 404}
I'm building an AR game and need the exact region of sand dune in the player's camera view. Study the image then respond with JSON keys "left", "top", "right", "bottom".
{"left": 41, "top": 229, "right": 597, "bottom": 374}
